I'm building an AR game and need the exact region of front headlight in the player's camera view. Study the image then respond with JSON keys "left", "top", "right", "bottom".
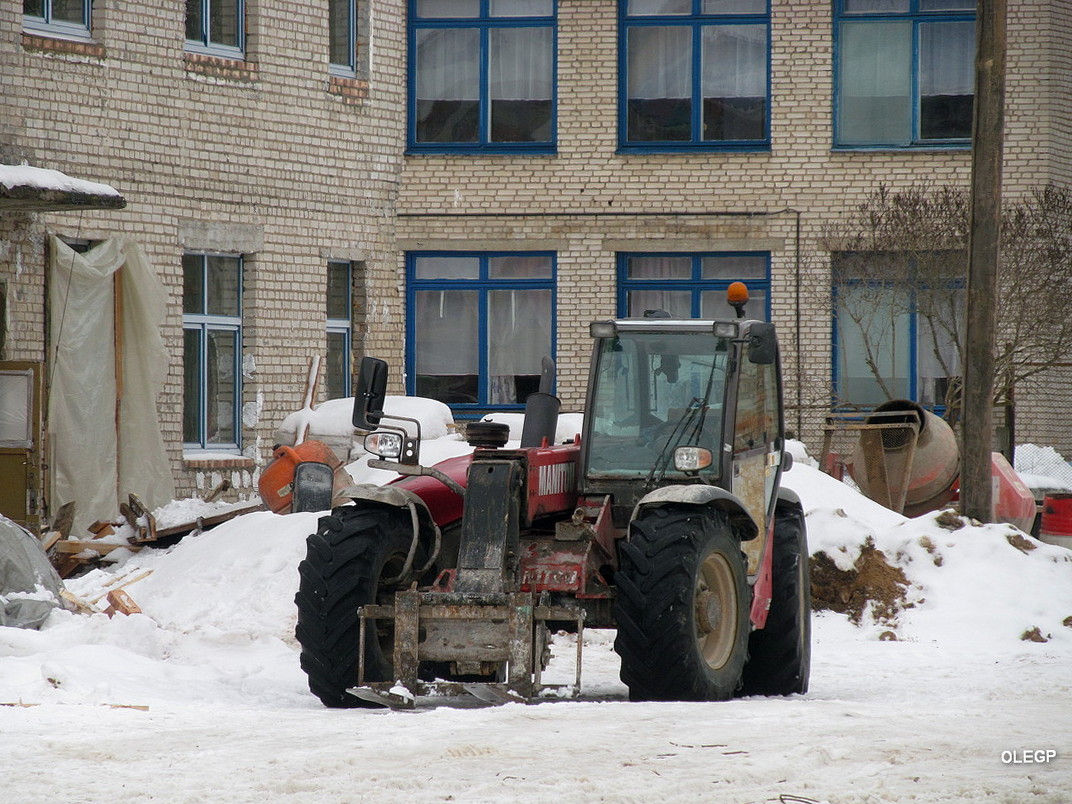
{"left": 673, "top": 446, "right": 713, "bottom": 473}
{"left": 364, "top": 431, "right": 403, "bottom": 459}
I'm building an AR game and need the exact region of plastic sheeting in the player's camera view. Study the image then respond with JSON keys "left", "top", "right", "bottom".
{"left": 0, "top": 514, "right": 68, "bottom": 629}
{"left": 48, "top": 236, "right": 174, "bottom": 536}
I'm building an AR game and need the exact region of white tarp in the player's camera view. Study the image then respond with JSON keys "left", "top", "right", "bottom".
{"left": 48, "top": 236, "right": 174, "bottom": 535}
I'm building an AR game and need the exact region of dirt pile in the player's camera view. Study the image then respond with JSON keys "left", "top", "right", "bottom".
{"left": 810, "top": 537, "right": 910, "bottom": 626}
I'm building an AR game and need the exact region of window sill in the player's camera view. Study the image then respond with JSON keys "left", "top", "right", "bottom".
{"left": 830, "top": 143, "right": 971, "bottom": 153}
{"left": 617, "top": 143, "right": 771, "bottom": 155}
{"left": 183, "top": 453, "right": 254, "bottom": 470}
{"left": 328, "top": 75, "right": 368, "bottom": 103}
{"left": 406, "top": 145, "right": 557, "bottom": 157}
{"left": 184, "top": 51, "right": 257, "bottom": 83}
{"left": 22, "top": 31, "right": 104, "bottom": 60}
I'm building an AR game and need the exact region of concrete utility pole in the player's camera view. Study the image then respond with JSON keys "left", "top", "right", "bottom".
{"left": 961, "top": 0, "right": 1007, "bottom": 523}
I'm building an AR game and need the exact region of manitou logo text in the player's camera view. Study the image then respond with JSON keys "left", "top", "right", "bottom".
{"left": 538, "top": 461, "right": 575, "bottom": 497}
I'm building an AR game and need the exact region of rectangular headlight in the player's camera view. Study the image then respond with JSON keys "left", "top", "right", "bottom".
{"left": 364, "top": 431, "right": 403, "bottom": 459}
{"left": 673, "top": 446, "right": 714, "bottom": 473}
{"left": 713, "top": 322, "right": 739, "bottom": 339}
{"left": 589, "top": 321, "right": 618, "bottom": 338}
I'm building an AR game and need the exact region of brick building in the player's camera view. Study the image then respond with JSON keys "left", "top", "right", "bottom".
{"left": 1, "top": 0, "right": 1069, "bottom": 529}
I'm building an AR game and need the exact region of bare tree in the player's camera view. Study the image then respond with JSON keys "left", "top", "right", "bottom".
{"left": 818, "top": 184, "right": 1072, "bottom": 422}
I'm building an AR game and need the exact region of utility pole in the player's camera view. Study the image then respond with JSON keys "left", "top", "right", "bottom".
{"left": 961, "top": 0, "right": 1006, "bottom": 523}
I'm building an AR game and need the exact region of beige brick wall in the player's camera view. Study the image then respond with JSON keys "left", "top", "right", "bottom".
{"left": 2, "top": 0, "right": 1069, "bottom": 520}
{"left": 397, "top": 0, "right": 1070, "bottom": 452}
{"left": 1, "top": 0, "right": 407, "bottom": 504}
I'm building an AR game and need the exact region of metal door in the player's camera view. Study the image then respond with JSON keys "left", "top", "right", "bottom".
{"left": 0, "top": 361, "right": 44, "bottom": 530}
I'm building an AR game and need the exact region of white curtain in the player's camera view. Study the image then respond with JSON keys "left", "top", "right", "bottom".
{"left": 48, "top": 236, "right": 174, "bottom": 536}
{"left": 702, "top": 24, "right": 766, "bottom": 98}
{"left": 414, "top": 290, "right": 479, "bottom": 375}
{"left": 627, "top": 255, "right": 691, "bottom": 279}
{"left": 628, "top": 26, "right": 692, "bottom": 99}
{"left": 920, "top": 21, "right": 974, "bottom": 97}
{"left": 488, "top": 289, "right": 552, "bottom": 375}
{"left": 416, "top": 27, "right": 479, "bottom": 101}
{"left": 490, "top": 26, "right": 552, "bottom": 101}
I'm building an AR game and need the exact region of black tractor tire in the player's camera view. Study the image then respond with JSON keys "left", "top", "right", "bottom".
{"left": 614, "top": 505, "right": 749, "bottom": 701}
{"left": 739, "top": 501, "right": 811, "bottom": 696}
{"left": 294, "top": 505, "right": 421, "bottom": 708}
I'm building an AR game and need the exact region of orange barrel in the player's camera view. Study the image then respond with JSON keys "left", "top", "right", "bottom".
{"left": 259, "top": 439, "right": 346, "bottom": 514}
{"left": 1039, "top": 493, "right": 1072, "bottom": 549}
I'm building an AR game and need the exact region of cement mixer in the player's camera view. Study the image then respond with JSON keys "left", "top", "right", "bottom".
{"left": 848, "top": 400, "right": 959, "bottom": 517}
{"left": 846, "top": 399, "right": 1035, "bottom": 532}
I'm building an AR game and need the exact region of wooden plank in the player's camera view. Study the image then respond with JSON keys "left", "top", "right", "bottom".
{"left": 50, "top": 501, "right": 76, "bottom": 540}
{"left": 88, "top": 569, "right": 154, "bottom": 605}
{"left": 60, "top": 589, "right": 96, "bottom": 615}
{"left": 53, "top": 540, "right": 142, "bottom": 556}
{"left": 150, "top": 501, "right": 265, "bottom": 540}
{"left": 203, "top": 478, "right": 232, "bottom": 503}
{"left": 104, "top": 589, "right": 141, "bottom": 617}
{"left": 126, "top": 493, "right": 157, "bottom": 542}
{"left": 39, "top": 531, "right": 62, "bottom": 551}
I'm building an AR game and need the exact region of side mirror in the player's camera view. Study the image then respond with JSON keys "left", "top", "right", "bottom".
{"left": 353, "top": 357, "right": 388, "bottom": 430}
{"left": 746, "top": 322, "right": 778, "bottom": 365}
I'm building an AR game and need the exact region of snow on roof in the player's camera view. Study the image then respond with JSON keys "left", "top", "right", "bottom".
{"left": 0, "top": 163, "right": 120, "bottom": 197}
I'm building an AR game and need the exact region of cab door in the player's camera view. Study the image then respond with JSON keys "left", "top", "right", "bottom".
{"left": 731, "top": 343, "right": 782, "bottom": 576}
{"left": 0, "top": 361, "right": 44, "bottom": 530}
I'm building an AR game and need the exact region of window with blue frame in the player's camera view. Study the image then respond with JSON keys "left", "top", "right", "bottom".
{"left": 408, "top": 0, "right": 556, "bottom": 152}
{"left": 408, "top": 253, "right": 555, "bottom": 409}
{"left": 834, "top": 0, "right": 976, "bottom": 148}
{"left": 326, "top": 260, "right": 353, "bottom": 400}
{"left": 185, "top": 0, "right": 245, "bottom": 58}
{"left": 618, "top": 253, "right": 769, "bottom": 320}
{"left": 330, "top": 0, "right": 357, "bottom": 75}
{"left": 620, "top": 0, "right": 770, "bottom": 149}
{"left": 833, "top": 252, "right": 964, "bottom": 409}
{"left": 23, "top": 0, "right": 91, "bottom": 38}
{"left": 183, "top": 253, "right": 243, "bottom": 450}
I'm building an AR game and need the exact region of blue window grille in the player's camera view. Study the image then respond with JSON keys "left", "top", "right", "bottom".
{"left": 407, "top": 252, "right": 556, "bottom": 413}
{"left": 408, "top": 0, "right": 557, "bottom": 153}
{"left": 619, "top": 0, "right": 770, "bottom": 151}
{"left": 183, "top": 253, "right": 243, "bottom": 451}
{"left": 185, "top": 0, "right": 245, "bottom": 59}
{"left": 23, "top": 0, "right": 91, "bottom": 38}
{"left": 326, "top": 260, "right": 353, "bottom": 400}
{"left": 618, "top": 252, "right": 770, "bottom": 320}
{"left": 834, "top": 0, "right": 976, "bottom": 149}
{"left": 330, "top": 0, "right": 358, "bottom": 75}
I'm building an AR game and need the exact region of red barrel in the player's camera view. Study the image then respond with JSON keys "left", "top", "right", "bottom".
{"left": 1040, "top": 493, "right": 1072, "bottom": 539}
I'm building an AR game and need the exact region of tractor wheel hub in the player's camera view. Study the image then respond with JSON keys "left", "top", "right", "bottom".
{"left": 696, "top": 589, "right": 721, "bottom": 636}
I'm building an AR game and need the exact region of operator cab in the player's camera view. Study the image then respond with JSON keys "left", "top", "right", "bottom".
{"left": 581, "top": 299, "right": 786, "bottom": 557}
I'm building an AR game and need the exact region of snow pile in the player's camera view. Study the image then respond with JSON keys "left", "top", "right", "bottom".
{"left": 1015, "top": 443, "right": 1072, "bottom": 492}
{"left": 478, "top": 411, "right": 585, "bottom": 444}
{"left": 278, "top": 395, "right": 455, "bottom": 443}
{"left": 789, "top": 465, "right": 1072, "bottom": 648}
{"left": 0, "top": 163, "right": 121, "bottom": 197}
{"left": 0, "top": 511, "right": 320, "bottom": 708}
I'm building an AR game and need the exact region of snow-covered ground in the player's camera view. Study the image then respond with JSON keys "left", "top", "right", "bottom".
{"left": 2, "top": 434, "right": 1071, "bottom": 802}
